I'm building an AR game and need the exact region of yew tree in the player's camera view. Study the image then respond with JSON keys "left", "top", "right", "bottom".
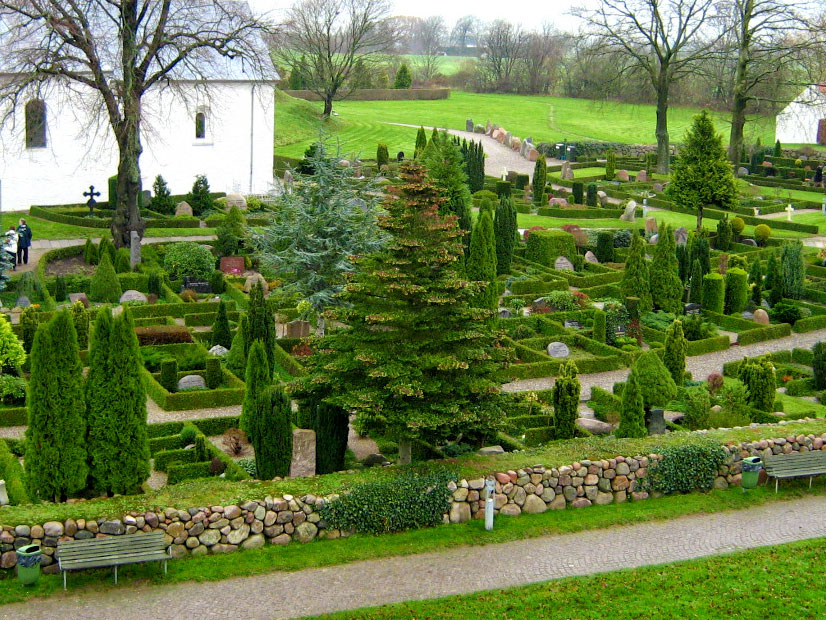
{"left": 292, "top": 162, "right": 508, "bottom": 464}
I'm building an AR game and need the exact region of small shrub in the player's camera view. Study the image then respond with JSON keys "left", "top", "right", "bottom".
{"left": 222, "top": 428, "right": 246, "bottom": 456}
{"left": 731, "top": 217, "right": 745, "bottom": 236}
{"left": 180, "top": 424, "right": 197, "bottom": 445}
{"left": 683, "top": 385, "right": 711, "bottom": 430}
{"left": 89, "top": 252, "right": 122, "bottom": 303}
{"left": 205, "top": 356, "right": 222, "bottom": 389}
{"left": 595, "top": 231, "right": 615, "bottom": 262}
{"left": 702, "top": 272, "right": 725, "bottom": 314}
{"left": 320, "top": 470, "right": 456, "bottom": 535}
{"left": 180, "top": 289, "right": 199, "bottom": 303}
{"left": 114, "top": 248, "right": 131, "bottom": 274}
{"left": 84, "top": 238, "right": 99, "bottom": 265}
{"left": 209, "top": 270, "right": 225, "bottom": 294}
{"left": 647, "top": 438, "right": 726, "bottom": 493}
{"left": 754, "top": 224, "right": 772, "bottom": 245}
{"left": 147, "top": 272, "right": 162, "bottom": 296}
{"left": 209, "top": 456, "right": 227, "bottom": 475}
{"left": 771, "top": 301, "right": 802, "bottom": 324}
{"left": 706, "top": 372, "right": 724, "bottom": 395}
{"left": 813, "top": 342, "right": 826, "bottom": 390}
{"left": 160, "top": 358, "right": 178, "bottom": 392}
{"left": 54, "top": 276, "right": 67, "bottom": 302}
{"left": 376, "top": 143, "right": 389, "bottom": 168}
{"left": 187, "top": 174, "right": 215, "bottom": 215}
{"left": 163, "top": 242, "right": 215, "bottom": 281}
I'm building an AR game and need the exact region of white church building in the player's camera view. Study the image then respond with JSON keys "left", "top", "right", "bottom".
{"left": 775, "top": 85, "right": 826, "bottom": 145}
{"left": 0, "top": 17, "right": 275, "bottom": 212}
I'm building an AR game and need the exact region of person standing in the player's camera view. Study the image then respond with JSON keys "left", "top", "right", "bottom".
{"left": 3, "top": 227, "right": 17, "bottom": 270}
{"left": 16, "top": 218, "right": 31, "bottom": 265}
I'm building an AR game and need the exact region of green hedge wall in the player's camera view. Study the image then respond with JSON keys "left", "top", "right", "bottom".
{"left": 0, "top": 406, "right": 28, "bottom": 427}
{"left": 737, "top": 323, "right": 792, "bottom": 345}
{"left": 685, "top": 335, "right": 731, "bottom": 356}
{"left": 525, "top": 230, "right": 576, "bottom": 267}
{"left": 535, "top": 207, "right": 626, "bottom": 219}
{"left": 183, "top": 311, "right": 240, "bottom": 327}
{"left": 153, "top": 447, "right": 198, "bottom": 471}
{"left": 129, "top": 300, "right": 237, "bottom": 319}
{"left": 142, "top": 367, "right": 245, "bottom": 411}
{"left": 509, "top": 279, "right": 569, "bottom": 295}
{"left": 0, "top": 439, "right": 28, "bottom": 505}
{"left": 148, "top": 434, "right": 183, "bottom": 455}
{"left": 273, "top": 342, "right": 305, "bottom": 377}
{"left": 167, "top": 462, "right": 212, "bottom": 484}
{"left": 793, "top": 315, "right": 826, "bottom": 332}
{"left": 523, "top": 426, "right": 554, "bottom": 446}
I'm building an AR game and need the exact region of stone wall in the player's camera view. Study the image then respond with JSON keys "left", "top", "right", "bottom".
{"left": 3, "top": 431, "right": 825, "bottom": 574}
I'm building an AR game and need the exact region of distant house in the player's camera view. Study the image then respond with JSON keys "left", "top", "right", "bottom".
{"left": 0, "top": 9, "right": 276, "bottom": 212}
{"left": 775, "top": 85, "right": 826, "bottom": 145}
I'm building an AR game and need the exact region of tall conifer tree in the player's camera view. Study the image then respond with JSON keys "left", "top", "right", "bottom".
{"left": 650, "top": 223, "right": 683, "bottom": 313}
{"left": 241, "top": 340, "right": 271, "bottom": 436}
{"left": 250, "top": 385, "right": 293, "bottom": 479}
{"left": 466, "top": 209, "right": 498, "bottom": 310}
{"left": 494, "top": 195, "right": 517, "bottom": 275}
{"left": 244, "top": 281, "right": 276, "bottom": 377}
{"left": 621, "top": 233, "right": 652, "bottom": 314}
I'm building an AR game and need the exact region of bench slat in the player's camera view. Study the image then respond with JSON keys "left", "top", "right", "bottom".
{"left": 763, "top": 453, "right": 826, "bottom": 481}
{"left": 60, "top": 553, "right": 170, "bottom": 571}
{"left": 60, "top": 546, "right": 168, "bottom": 561}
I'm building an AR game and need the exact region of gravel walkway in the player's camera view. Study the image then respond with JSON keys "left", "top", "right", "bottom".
{"left": 6, "top": 494, "right": 826, "bottom": 620}
{"left": 504, "top": 326, "right": 826, "bottom": 399}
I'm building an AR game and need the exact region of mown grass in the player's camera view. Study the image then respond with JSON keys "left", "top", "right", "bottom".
{"left": 400, "top": 55, "right": 475, "bottom": 77}
{"left": 274, "top": 90, "right": 777, "bottom": 159}
{"left": 1, "top": 480, "right": 824, "bottom": 607}
{"left": 312, "top": 534, "right": 826, "bottom": 619}
{"left": 0, "top": 214, "right": 216, "bottom": 242}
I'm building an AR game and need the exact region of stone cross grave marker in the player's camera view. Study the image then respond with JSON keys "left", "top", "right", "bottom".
{"left": 83, "top": 185, "right": 101, "bottom": 216}
{"left": 786, "top": 204, "right": 794, "bottom": 221}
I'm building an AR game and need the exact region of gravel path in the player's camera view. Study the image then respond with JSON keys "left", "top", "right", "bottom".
{"left": 504, "top": 326, "right": 826, "bottom": 399}
{"left": 7, "top": 494, "right": 826, "bottom": 620}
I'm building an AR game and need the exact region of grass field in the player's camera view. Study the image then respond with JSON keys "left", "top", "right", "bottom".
{"left": 274, "top": 90, "right": 777, "bottom": 160}
{"left": 400, "top": 55, "right": 474, "bottom": 77}
{"left": 314, "top": 536, "right": 826, "bottom": 619}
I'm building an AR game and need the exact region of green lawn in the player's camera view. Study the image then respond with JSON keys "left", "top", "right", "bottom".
{"left": 0, "top": 214, "right": 216, "bottom": 242}
{"left": 1, "top": 481, "right": 824, "bottom": 607}
{"left": 314, "top": 536, "right": 826, "bottom": 619}
{"left": 275, "top": 90, "right": 776, "bottom": 160}
{"left": 400, "top": 55, "right": 475, "bottom": 77}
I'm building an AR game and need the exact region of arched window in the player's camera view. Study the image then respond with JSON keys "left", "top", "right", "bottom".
{"left": 25, "top": 99, "right": 47, "bottom": 148}
{"left": 195, "top": 111, "right": 206, "bottom": 140}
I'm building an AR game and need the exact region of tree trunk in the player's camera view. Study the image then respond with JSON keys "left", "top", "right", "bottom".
{"left": 697, "top": 205, "right": 704, "bottom": 233}
{"left": 729, "top": 5, "right": 752, "bottom": 166}
{"left": 111, "top": 118, "right": 146, "bottom": 248}
{"left": 322, "top": 92, "right": 334, "bottom": 117}
{"left": 655, "top": 73, "right": 670, "bottom": 175}
{"left": 398, "top": 438, "right": 412, "bottom": 465}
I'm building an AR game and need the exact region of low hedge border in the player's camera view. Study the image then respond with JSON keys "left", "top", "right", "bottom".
{"left": 183, "top": 311, "right": 240, "bottom": 327}
{"left": 0, "top": 439, "right": 28, "bottom": 505}
{"left": 153, "top": 447, "right": 197, "bottom": 472}
{"left": 535, "top": 207, "right": 626, "bottom": 219}
{"left": 142, "top": 367, "right": 245, "bottom": 411}
{"left": 149, "top": 434, "right": 183, "bottom": 455}
{"left": 509, "top": 278, "right": 569, "bottom": 295}
{"left": 273, "top": 342, "right": 305, "bottom": 377}
{"left": 130, "top": 300, "right": 237, "bottom": 319}
{"left": 722, "top": 350, "right": 793, "bottom": 377}
{"left": 793, "top": 314, "right": 826, "bottom": 332}
{"left": 0, "top": 406, "right": 28, "bottom": 428}
{"left": 145, "top": 416, "right": 240, "bottom": 439}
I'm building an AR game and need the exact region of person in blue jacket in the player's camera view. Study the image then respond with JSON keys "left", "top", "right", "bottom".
{"left": 16, "top": 218, "right": 32, "bottom": 265}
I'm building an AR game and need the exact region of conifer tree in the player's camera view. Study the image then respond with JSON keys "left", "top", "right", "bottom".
{"left": 423, "top": 131, "right": 473, "bottom": 250}
{"left": 616, "top": 372, "right": 646, "bottom": 438}
{"left": 689, "top": 233, "right": 711, "bottom": 275}
{"left": 211, "top": 300, "right": 232, "bottom": 349}
{"left": 241, "top": 340, "right": 270, "bottom": 436}
{"left": 631, "top": 351, "right": 677, "bottom": 415}
{"left": 781, "top": 240, "right": 804, "bottom": 300}
{"left": 292, "top": 162, "right": 508, "bottom": 464}
{"left": 25, "top": 311, "right": 87, "bottom": 501}
{"left": 152, "top": 174, "right": 175, "bottom": 214}
{"left": 494, "top": 195, "right": 517, "bottom": 275}
{"left": 688, "top": 259, "right": 704, "bottom": 304}
{"left": 532, "top": 155, "right": 547, "bottom": 205}
{"left": 376, "top": 143, "right": 389, "bottom": 168}
{"left": 748, "top": 259, "right": 763, "bottom": 305}
{"left": 311, "top": 401, "right": 350, "bottom": 475}
{"left": 71, "top": 300, "right": 90, "bottom": 349}
{"left": 738, "top": 357, "right": 776, "bottom": 411}
{"left": 663, "top": 320, "right": 687, "bottom": 386}
{"left": 215, "top": 206, "right": 247, "bottom": 257}
{"left": 89, "top": 252, "right": 122, "bottom": 303}
{"left": 552, "top": 361, "right": 580, "bottom": 440}
{"left": 716, "top": 215, "right": 732, "bottom": 251}
{"left": 393, "top": 63, "right": 412, "bottom": 89}
{"left": 765, "top": 250, "right": 783, "bottom": 305}
{"left": 650, "top": 223, "right": 683, "bottom": 313}
{"left": 466, "top": 209, "right": 498, "bottom": 310}
{"left": 98, "top": 237, "right": 116, "bottom": 265}
{"left": 605, "top": 149, "right": 616, "bottom": 180}
{"left": 621, "top": 233, "right": 652, "bottom": 314}
{"left": 414, "top": 126, "right": 427, "bottom": 158}
{"left": 666, "top": 110, "right": 737, "bottom": 231}
{"left": 250, "top": 384, "right": 292, "bottom": 479}
{"left": 226, "top": 314, "right": 247, "bottom": 378}
{"left": 85, "top": 308, "right": 114, "bottom": 494}
{"left": 243, "top": 281, "right": 276, "bottom": 377}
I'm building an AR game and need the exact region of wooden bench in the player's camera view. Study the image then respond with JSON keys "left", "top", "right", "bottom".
{"left": 763, "top": 451, "right": 826, "bottom": 493}
{"left": 57, "top": 531, "right": 172, "bottom": 589}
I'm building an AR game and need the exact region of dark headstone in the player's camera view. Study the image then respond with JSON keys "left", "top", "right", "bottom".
{"left": 397, "top": 151, "right": 404, "bottom": 162}
{"left": 564, "top": 320, "right": 582, "bottom": 330}
{"left": 499, "top": 309, "right": 512, "bottom": 319}
{"left": 285, "top": 319, "right": 311, "bottom": 339}
{"left": 466, "top": 119, "right": 474, "bottom": 132}
{"left": 15, "top": 296, "right": 30, "bottom": 308}
{"left": 182, "top": 277, "right": 211, "bottom": 294}
{"left": 684, "top": 303, "right": 701, "bottom": 315}
{"left": 68, "top": 293, "right": 90, "bottom": 308}
{"left": 646, "top": 408, "right": 666, "bottom": 435}
{"left": 742, "top": 238, "right": 757, "bottom": 247}
{"left": 363, "top": 453, "right": 389, "bottom": 467}
{"left": 219, "top": 256, "right": 245, "bottom": 275}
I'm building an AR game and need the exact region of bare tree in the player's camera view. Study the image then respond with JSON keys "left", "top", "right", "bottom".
{"left": 521, "top": 24, "right": 566, "bottom": 95}
{"left": 575, "top": 0, "right": 715, "bottom": 173}
{"left": 724, "top": 0, "right": 819, "bottom": 164}
{"left": 451, "top": 15, "right": 481, "bottom": 50}
{"left": 0, "top": 1, "right": 270, "bottom": 247}
{"left": 278, "top": 0, "right": 393, "bottom": 117}
{"left": 478, "top": 20, "right": 526, "bottom": 92}
{"left": 414, "top": 16, "right": 446, "bottom": 82}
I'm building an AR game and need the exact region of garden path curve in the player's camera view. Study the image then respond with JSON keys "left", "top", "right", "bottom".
{"left": 5, "top": 495, "right": 826, "bottom": 619}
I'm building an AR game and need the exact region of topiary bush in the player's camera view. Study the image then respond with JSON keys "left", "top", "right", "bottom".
{"left": 205, "top": 356, "right": 222, "bottom": 389}
{"left": 54, "top": 275, "right": 67, "bottom": 302}
{"left": 595, "top": 231, "right": 615, "bottom": 263}
{"left": 376, "top": 143, "right": 389, "bottom": 169}
{"left": 114, "top": 248, "right": 131, "bottom": 274}
{"left": 525, "top": 229, "right": 576, "bottom": 267}
{"left": 586, "top": 183, "right": 597, "bottom": 207}
{"left": 89, "top": 252, "right": 123, "bottom": 303}
{"left": 160, "top": 358, "right": 178, "bottom": 393}
{"left": 702, "top": 272, "right": 725, "bottom": 313}
{"left": 187, "top": 174, "right": 215, "bottom": 215}
{"left": 592, "top": 309, "right": 606, "bottom": 343}
{"left": 84, "top": 238, "right": 99, "bottom": 265}
{"left": 552, "top": 361, "right": 580, "bottom": 440}
{"left": 754, "top": 224, "right": 771, "bottom": 246}
{"left": 738, "top": 357, "right": 776, "bottom": 411}
{"left": 148, "top": 272, "right": 162, "bottom": 296}
{"left": 770, "top": 301, "right": 802, "bottom": 324}
{"left": 813, "top": 341, "right": 826, "bottom": 390}
{"left": 724, "top": 267, "right": 748, "bottom": 314}
{"left": 320, "top": 470, "right": 455, "bottom": 535}
{"left": 646, "top": 438, "right": 726, "bottom": 494}
{"left": 209, "top": 269, "right": 225, "bottom": 294}
{"left": 683, "top": 385, "right": 711, "bottom": 430}
{"left": 572, "top": 182, "right": 584, "bottom": 204}
{"left": 163, "top": 242, "right": 215, "bottom": 281}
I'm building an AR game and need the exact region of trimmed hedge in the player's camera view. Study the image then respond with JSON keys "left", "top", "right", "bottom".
{"left": 135, "top": 325, "right": 193, "bottom": 345}
{"left": 524, "top": 426, "right": 554, "bottom": 446}
{"left": 142, "top": 367, "right": 245, "bottom": 411}
{"left": 153, "top": 447, "right": 197, "bottom": 472}
{"left": 525, "top": 229, "right": 576, "bottom": 267}
{"left": 0, "top": 406, "right": 28, "bottom": 427}
{"left": 536, "top": 207, "right": 626, "bottom": 219}
{"left": 737, "top": 323, "right": 792, "bottom": 345}
{"left": 0, "top": 439, "right": 28, "bottom": 505}
{"left": 148, "top": 434, "right": 183, "bottom": 455}
{"left": 184, "top": 311, "right": 240, "bottom": 327}
{"left": 167, "top": 462, "right": 212, "bottom": 485}
{"left": 129, "top": 300, "right": 238, "bottom": 319}
{"left": 793, "top": 314, "right": 826, "bottom": 332}
{"left": 273, "top": 342, "right": 306, "bottom": 377}
{"left": 509, "top": 278, "right": 569, "bottom": 295}
{"left": 685, "top": 335, "right": 731, "bottom": 356}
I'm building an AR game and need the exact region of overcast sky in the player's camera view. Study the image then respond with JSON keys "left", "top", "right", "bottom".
{"left": 247, "top": 0, "right": 586, "bottom": 33}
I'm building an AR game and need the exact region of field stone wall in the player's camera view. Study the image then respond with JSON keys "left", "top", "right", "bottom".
{"left": 2, "top": 431, "right": 825, "bottom": 574}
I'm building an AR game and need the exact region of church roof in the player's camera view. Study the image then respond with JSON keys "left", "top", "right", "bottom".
{"left": 0, "top": 2, "right": 276, "bottom": 82}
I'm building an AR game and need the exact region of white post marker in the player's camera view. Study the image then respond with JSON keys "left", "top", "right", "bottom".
{"left": 786, "top": 203, "right": 794, "bottom": 221}
{"left": 821, "top": 196, "right": 825, "bottom": 215}
{"left": 484, "top": 478, "right": 496, "bottom": 531}
{"left": 502, "top": 167, "right": 507, "bottom": 181}
{"left": 0, "top": 480, "right": 8, "bottom": 506}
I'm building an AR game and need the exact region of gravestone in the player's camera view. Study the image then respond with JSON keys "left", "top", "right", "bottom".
{"left": 466, "top": 119, "right": 474, "bottom": 132}
{"left": 619, "top": 202, "right": 637, "bottom": 222}
{"left": 528, "top": 148, "right": 539, "bottom": 162}
{"left": 285, "top": 319, "right": 311, "bottom": 339}
{"left": 577, "top": 418, "right": 612, "bottom": 435}
{"left": 15, "top": 296, "right": 30, "bottom": 308}
{"left": 549, "top": 197, "right": 568, "bottom": 207}
{"left": 596, "top": 190, "right": 608, "bottom": 207}
{"left": 564, "top": 320, "right": 582, "bottom": 330}
{"left": 742, "top": 311, "right": 755, "bottom": 320}
{"left": 684, "top": 303, "right": 701, "bottom": 315}
{"left": 520, "top": 140, "right": 530, "bottom": 157}
{"left": 753, "top": 308, "right": 770, "bottom": 325}
{"left": 209, "top": 345, "right": 229, "bottom": 357}
{"left": 220, "top": 256, "right": 245, "bottom": 275}
{"left": 636, "top": 169, "right": 648, "bottom": 182}
{"left": 546, "top": 342, "right": 570, "bottom": 358}
{"left": 339, "top": 159, "right": 350, "bottom": 168}
{"left": 182, "top": 277, "right": 211, "bottom": 294}
{"left": 243, "top": 273, "right": 268, "bottom": 293}
{"left": 584, "top": 250, "right": 599, "bottom": 264}
{"left": 742, "top": 238, "right": 758, "bottom": 247}
{"left": 616, "top": 169, "right": 630, "bottom": 182}
{"left": 737, "top": 166, "right": 750, "bottom": 177}
{"left": 492, "top": 128, "right": 502, "bottom": 141}
{"left": 130, "top": 230, "right": 141, "bottom": 268}
{"left": 674, "top": 227, "right": 688, "bottom": 246}
{"left": 119, "top": 290, "right": 148, "bottom": 304}
{"left": 68, "top": 293, "right": 90, "bottom": 308}
{"left": 615, "top": 324, "right": 626, "bottom": 337}
{"left": 511, "top": 137, "right": 521, "bottom": 151}
{"left": 652, "top": 182, "right": 664, "bottom": 192}
{"left": 646, "top": 408, "right": 666, "bottom": 435}
{"left": 504, "top": 132, "right": 513, "bottom": 147}
{"left": 283, "top": 169, "right": 294, "bottom": 185}
{"left": 532, "top": 298, "right": 549, "bottom": 313}
{"left": 225, "top": 193, "right": 247, "bottom": 210}
{"left": 499, "top": 309, "right": 512, "bottom": 319}
{"left": 290, "top": 429, "right": 316, "bottom": 478}
{"left": 560, "top": 162, "right": 574, "bottom": 180}
{"left": 554, "top": 256, "right": 574, "bottom": 271}
{"left": 645, "top": 217, "right": 658, "bottom": 235}
{"left": 175, "top": 201, "right": 193, "bottom": 217}
{"left": 485, "top": 120, "right": 493, "bottom": 135}
{"left": 178, "top": 375, "right": 207, "bottom": 391}
{"left": 649, "top": 234, "right": 659, "bottom": 244}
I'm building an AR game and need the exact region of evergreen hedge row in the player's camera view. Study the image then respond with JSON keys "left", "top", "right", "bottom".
{"left": 535, "top": 207, "right": 626, "bottom": 219}
{"left": 273, "top": 342, "right": 306, "bottom": 377}
{"left": 148, "top": 434, "right": 182, "bottom": 455}
{"left": 141, "top": 367, "right": 245, "bottom": 411}
{"left": 0, "top": 406, "right": 28, "bottom": 427}
{"left": 525, "top": 230, "right": 577, "bottom": 266}
{"left": 793, "top": 315, "right": 826, "bottom": 332}
{"left": 0, "top": 439, "right": 28, "bottom": 505}
{"left": 508, "top": 278, "right": 568, "bottom": 295}
{"left": 183, "top": 311, "right": 240, "bottom": 327}
{"left": 153, "top": 447, "right": 197, "bottom": 471}
{"left": 128, "top": 300, "right": 238, "bottom": 318}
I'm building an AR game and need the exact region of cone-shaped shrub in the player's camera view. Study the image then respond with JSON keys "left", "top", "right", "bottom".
{"left": 241, "top": 340, "right": 270, "bottom": 435}
{"left": 632, "top": 350, "right": 677, "bottom": 412}
{"left": 494, "top": 196, "right": 517, "bottom": 275}
{"left": 688, "top": 259, "right": 704, "bottom": 304}
{"left": 738, "top": 357, "right": 776, "bottom": 412}
{"left": 592, "top": 309, "right": 606, "bottom": 343}
{"left": 226, "top": 315, "right": 247, "bottom": 378}
{"left": 650, "top": 223, "right": 683, "bottom": 314}
{"left": 765, "top": 250, "right": 783, "bottom": 305}
{"left": 84, "top": 238, "right": 99, "bottom": 265}
{"left": 466, "top": 208, "right": 498, "bottom": 310}
{"left": 244, "top": 281, "right": 275, "bottom": 377}
{"left": 54, "top": 276, "right": 67, "bottom": 302}
{"left": 532, "top": 155, "right": 547, "bottom": 205}
{"left": 211, "top": 300, "right": 232, "bottom": 349}
{"left": 312, "top": 401, "right": 350, "bottom": 475}
{"left": 89, "top": 252, "right": 122, "bottom": 303}
{"left": 616, "top": 372, "right": 646, "bottom": 438}
{"left": 114, "top": 248, "right": 131, "bottom": 273}
{"left": 621, "top": 233, "right": 652, "bottom": 314}
{"left": 702, "top": 272, "right": 725, "bottom": 313}
{"left": 251, "top": 385, "right": 293, "bottom": 479}
{"left": 595, "top": 231, "right": 614, "bottom": 263}
{"left": 25, "top": 311, "right": 87, "bottom": 501}
{"left": 552, "top": 361, "right": 580, "bottom": 440}
{"left": 71, "top": 301, "right": 90, "bottom": 349}
{"left": 205, "top": 357, "right": 222, "bottom": 389}
{"left": 663, "top": 320, "right": 687, "bottom": 386}
{"left": 748, "top": 260, "right": 763, "bottom": 305}
{"left": 160, "top": 358, "right": 178, "bottom": 392}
